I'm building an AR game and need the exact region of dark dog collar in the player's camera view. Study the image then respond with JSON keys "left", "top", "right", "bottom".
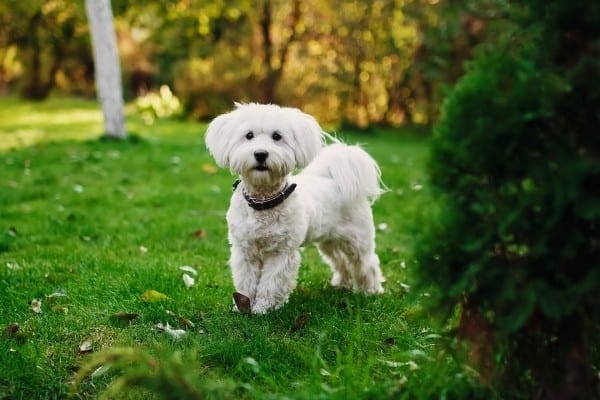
{"left": 232, "top": 179, "right": 297, "bottom": 211}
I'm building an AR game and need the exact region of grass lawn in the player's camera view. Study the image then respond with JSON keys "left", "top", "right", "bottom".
{"left": 0, "top": 97, "right": 486, "bottom": 399}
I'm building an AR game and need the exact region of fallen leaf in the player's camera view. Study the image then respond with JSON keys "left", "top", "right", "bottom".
{"left": 140, "top": 289, "right": 170, "bottom": 302}
{"left": 243, "top": 357, "right": 260, "bottom": 373}
{"left": 7, "top": 227, "right": 17, "bottom": 237}
{"left": 6, "top": 262, "right": 21, "bottom": 270}
{"left": 190, "top": 229, "right": 207, "bottom": 239}
{"left": 407, "top": 360, "right": 420, "bottom": 371}
{"left": 291, "top": 314, "right": 311, "bottom": 332}
{"left": 51, "top": 305, "right": 68, "bottom": 314}
{"left": 379, "top": 359, "right": 420, "bottom": 370}
{"left": 182, "top": 273, "right": 195, "bottom": 288}
{"left": 201, "top": 163, "right": 217, "bottom": 174}
{"left": 139, "top": 245, "right": 148, "bottom": 254}
{"left": 3, "top": 323, "right": 19, "bottom": 337}
{"left": 91, "top": 364, "right": 111, "bottom": 378}
{"left": 154, "top": 322, "right": 186, "bottom": 340}
{"left": 46, "top": 288, "right": 68, "bottom": 299}
{"left": 424, "top": 333, "right": 442, "bottom": 340}
{"left": 380, "top": 359, "right": 402, "bottom": 368}
{"left": 233, "top": 292, "right": 251, "bottom": 314}
{"left": 407, "top": 349, "right": 428, "bottom": 359}
{"left": 178, "top": 316, "right": 195, "bottom": 328}
{"left": 79, "top": 338, "right": 93, "bottom": 353}
{"left": 165, "top": 310, "right": 195, "bottom": 327}
{"left": 30, "top": 299, "right": 42, "bottom": 313}
{"left": 179, "top": 265, "right": 197, "bottom": 276}
{"left": 110, "top": 312, "right": 139, "bottom": 322}
{"left": 384, "top": 337, "right": 396, "bottom": 346}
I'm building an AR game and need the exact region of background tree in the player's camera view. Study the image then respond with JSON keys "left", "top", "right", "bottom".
{"left": 0, "top": 0, "right": 89, "bottom": 99}
{"left": 1, "top": 0, "right": 492, "bottom": 127}
{"left": 417, "top": 0, "right": 599, "bottom": 397}
{"left": 85, "top": 0, "right": 126, "bottom": 139}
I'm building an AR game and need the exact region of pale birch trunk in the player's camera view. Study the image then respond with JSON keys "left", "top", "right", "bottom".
{"left": 85, "top": 0, "right": 126, "bottom": 139}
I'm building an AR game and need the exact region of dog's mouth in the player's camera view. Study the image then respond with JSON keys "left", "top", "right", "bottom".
{"left": 253, "top": 165, "right": 269, "bottom": 171}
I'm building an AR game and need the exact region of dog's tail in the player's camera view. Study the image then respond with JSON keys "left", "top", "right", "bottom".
{"left": 301, "top": 143, "right": 385, "bottom": 203}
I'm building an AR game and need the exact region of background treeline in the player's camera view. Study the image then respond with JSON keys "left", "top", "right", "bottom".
{"left": 0, "top": 0, "right": 502, "bottom": 127}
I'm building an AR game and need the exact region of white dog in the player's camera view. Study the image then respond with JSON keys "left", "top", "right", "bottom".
{"left": 205, "top": 103, "right": 385, "bottom": 314}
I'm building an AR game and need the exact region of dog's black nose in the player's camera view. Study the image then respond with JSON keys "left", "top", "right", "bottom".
{"left": 254, "top": 150, "right": 269, "bottom": 163}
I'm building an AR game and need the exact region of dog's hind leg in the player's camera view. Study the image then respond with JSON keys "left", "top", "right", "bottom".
{"left": 317, "top": 241, "right": 353, "bottom": 290}
{"left": 354, "top": 251, "right": 384, "bottom": 294}
{"left": 339, "top": 239, "right": 384, "bottom": 294}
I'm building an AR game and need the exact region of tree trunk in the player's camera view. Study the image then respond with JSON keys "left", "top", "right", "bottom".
{"left": 254, "top": 0, "right": 301, "bottom": 103}
{"left": 85, "top": 0, "right": 126, "bottom": 139}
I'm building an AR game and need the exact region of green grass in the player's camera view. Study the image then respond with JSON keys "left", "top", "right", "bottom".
{"left": 0, "top": 97, "right": 487, "bottom": 399}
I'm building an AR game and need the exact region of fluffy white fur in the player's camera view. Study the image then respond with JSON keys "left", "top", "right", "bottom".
{"left": 205, "top": 103, "right": 385, "bottom": 314}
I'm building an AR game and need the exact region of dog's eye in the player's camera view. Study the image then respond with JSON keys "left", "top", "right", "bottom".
{"left": 245, "top": 131, "right": 254, "bottom": 140}
{"left": 272, "top": 131, "right": 282, "bottom": 141}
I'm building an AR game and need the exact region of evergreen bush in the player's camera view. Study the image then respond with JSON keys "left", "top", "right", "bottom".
{"left": 417, "top": 0, "right": 599, "bottom": 397}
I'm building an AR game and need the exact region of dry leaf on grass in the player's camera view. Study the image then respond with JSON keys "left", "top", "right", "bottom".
{"left": 30, "top": 299, "right": 42, "bottom": 313}
{"left": 166, "top": 310, "right": 196, "bottom": 329}
{"left": 190, "top": 229, "right": 207, "bottom": 239}
{"left": 110, "top": 312, "right": 139, "bottom": 322}
{"left": 3, "top": 323, "right": 19, "bottom": 337}
{"left": 154, "top": 322, "right": 186, "bottom": 340}
{"left": 291, "top": 314, "right": 311, "bottom": 332}
{"left": 182, "top": 273, "right": 195, "bottom": 288}
{"left": 46, "top": 288, "right": 68, "bottom": 299}
{"left": 6, "top": 262, "right": 21, "bottom": 270}
{"left": 79, "top": 338, "right": 93, "bottom": 353}
{"left": 201, "top": 163, "right": 217, "bottom": 174}
{"left": 140, "top": 289, "right": 170, "bottom": 302}
{"left": 179, "top": 265, "right": 197, "bottom": 276}
{"left": 233, "top": 292, "right": 251, "bottom": 314}
{"left": 383, "top": 337, "right": 396, "bottom": 346}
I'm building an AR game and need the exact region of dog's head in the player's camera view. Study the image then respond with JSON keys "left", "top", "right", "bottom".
{"left": 205, "top": 103, "right": 324, "bottom": 186}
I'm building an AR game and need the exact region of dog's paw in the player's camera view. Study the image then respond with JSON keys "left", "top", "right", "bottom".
{"left": 251, "top": 297, "right": 286, "bottom": 314}
{"left": 330, "top": 272, "right": 353, "bottom": 290}
{"left": 359, "top": 283, "right": 384, "bottom": 295}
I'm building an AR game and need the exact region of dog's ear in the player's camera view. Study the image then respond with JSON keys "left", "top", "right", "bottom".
{"left": 205, "top": 112, "right": 234, "bottom": 167}
{"left": 286, "top": 108, "right": 324, "bottom": 168}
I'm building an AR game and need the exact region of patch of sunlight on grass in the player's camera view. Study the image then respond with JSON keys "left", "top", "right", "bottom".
{"left": 0, "top": 97, "right": 104, "bottom": 151}
{"left": 0, "top": 97, "right": 206, "bottom": 152}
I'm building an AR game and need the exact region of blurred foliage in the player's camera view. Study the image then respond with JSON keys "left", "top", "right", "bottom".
{"left": 0, "top": 0, "right": 93, "bottom": 99}
{"left": 417, "top": 0, "right": 600, "bottom": 397}
{"left": 0, "top": 0, "right": 494, "bottom": 127}
{"left": 135, "top": 85, "right": 182, "bottom": 125}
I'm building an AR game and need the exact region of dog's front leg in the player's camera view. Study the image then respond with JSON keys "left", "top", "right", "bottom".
{"left": 230, "top": 247, "right": 261, "bottom": 310}
{"left": 252, "top": 250, "right": 300, "bottom": 314}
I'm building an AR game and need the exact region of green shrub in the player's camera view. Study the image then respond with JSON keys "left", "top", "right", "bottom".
{"left": 417, "top": 0, "right": 599, "bottom": 397}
